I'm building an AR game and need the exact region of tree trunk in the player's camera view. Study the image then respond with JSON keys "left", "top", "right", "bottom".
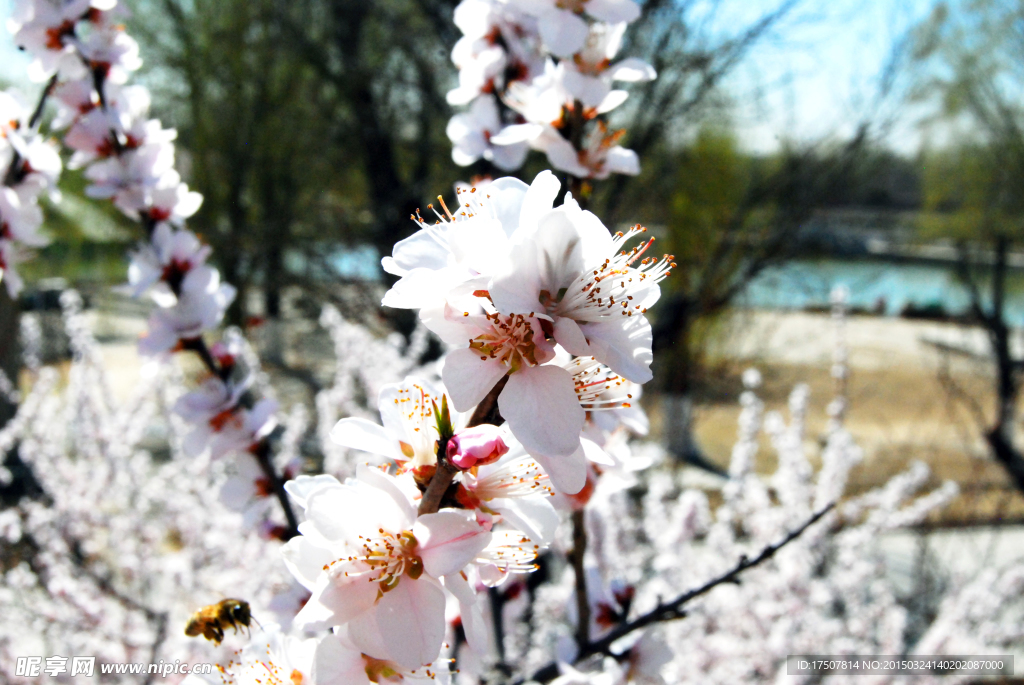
{"left": 0, "top": 290, "right": 19, "bottom": 428}
{"left": 652, "top": 295, "right": 724, "bottom": 473}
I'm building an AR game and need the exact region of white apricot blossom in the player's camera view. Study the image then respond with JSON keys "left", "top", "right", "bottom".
{"left": 283, "top": 467, "right": 490, "bottom": 669}
{"left": 330, "top": 376, "right": 464, "bottom": 471}
{"left": 489, "top": 188, "right": 671, "bottom": 383}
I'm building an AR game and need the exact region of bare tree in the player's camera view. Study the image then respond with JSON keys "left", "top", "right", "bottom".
{"left": 911, "top": 0, "right": 1024, "bottom": 493}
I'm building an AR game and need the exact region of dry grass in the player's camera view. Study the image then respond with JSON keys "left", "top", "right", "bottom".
{"left": 671, "top": 311, "right": 1024, "bottom": 528}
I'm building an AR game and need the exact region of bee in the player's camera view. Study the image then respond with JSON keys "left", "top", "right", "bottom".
{"left": 185, "top": 598, "right": 254, "bottom": 645}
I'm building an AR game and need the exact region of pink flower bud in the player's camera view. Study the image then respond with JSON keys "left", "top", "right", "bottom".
{"left": 446, "top": 425, "right": 509, "bottom": 469}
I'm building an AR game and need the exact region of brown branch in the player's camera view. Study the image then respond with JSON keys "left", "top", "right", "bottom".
{"left": 417, "top": 459, "right": 459, "bottom": 516}
{"left": 530, "top": 502, "right": 836, "bottom": 683}
{"left": 419, "top": 376, "right": 510, "bottom": 516}
{"left": 935, "top": 345, "right": 988, "bottom": 433}
{"left": 180, "top": 336, "right": 224, "bottom": 379}
{"left": 467, "top": 375, "right": 508, "bottom": 428}
{"left": 69, "top": 38, "right": 301, "bottom": 537}
{"left": 252, "top": 438, "right": 300, "bottom": 539}
{"left": 569, "top": 509, "right": 590, "bottom": 649}
{"left": 953, "top": 239, "right": 1024, "bottom": 494}
{"left": 586, "top": 502, "right": 834, "bottom": 654}
{"left": 66, "top": 535, "right": 163, "bottom": 621}
{"left": 566, "top": 99, "right": 588, "bottom": 206}
{"left": 141, "top": 612, "right": 170, "bottom": 685}
{"left": 2, "top": 74, "right": 58, "bottom": 187}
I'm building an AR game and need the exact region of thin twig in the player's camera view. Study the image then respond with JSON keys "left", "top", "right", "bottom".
{"left": 2, "top": 74, "right": 58, "bottom": 187}
{"left": 252, "top": 438, "right": 300, "bottom": 539}
{"left": 420, "top": 376, "right": 509, "bottom": 515}
{"left": 585, "top": 502, "right": 835, "bottom": 657}
{"left": 488, "top": 586, "right": 510, "bottom": 674}
{"left": 140, "top": 612, "right": 169, "bottom": 685}
{"left": 529, "top": 502, "right": 836, "bottom": 683}
{"left": 180, "top": 337, "right": 223, "bottom": 379}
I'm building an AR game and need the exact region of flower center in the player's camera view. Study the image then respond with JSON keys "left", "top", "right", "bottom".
{"left": 327, "top": 529, "right": 423, "bottom": 596}
{"left": 391, "top": 384, "right": 444, "bottom": 468}
{"left": 478, "top": 531, "right": 542, "bottom": 575}
{"left": 553, "top": 225, "right": 674, "bottom": 323}
{"left": 469, "top": 455, "right": 553, "bottom": 500}
{"left": 569, "top": 357, "right": 634, "bottom": 411}
{"left": 45, "top": 20, "right": 76, "bottom": 51}
{"left": 469, "top": 313, "right": 546, "bottom": 373}
{"left": 161, "top": 257, "right": 192, "bottom": 295}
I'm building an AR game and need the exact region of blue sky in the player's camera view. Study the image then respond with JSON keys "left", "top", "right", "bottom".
{"left": 1, "top": 0, "right": 938, "bottom": 155}
{"left": 711, "top": 0, "right": 938, "bottom": 153}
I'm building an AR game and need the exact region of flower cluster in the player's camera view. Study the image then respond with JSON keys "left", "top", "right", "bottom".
{"left": 0, "top": 88, "right": 61, "bottom": 297}
{"left": 8, "top": 0, "right": 232, "bottom": 354}
{"left": 7, "top": 2, "right": 1024, "bottom": 685}
{"left": 0, "top": 296, "right": 298, "bottom": 682}
{"left": 6, "top": 0, "right": 301, "bottom": 538}
{"left": 4, "top": 289, "right": 1023, "bottom": 685}
{"left": 383, "top": 170, "right": 671, "bottom": 494}
{"left": 9, "top": 0, "right": 228, "bottom": 350}
{"left": 275, "top": 373, "right": 554, "bottom": 671}
{"left": 446, "top": 0, "right": 655, "bottom": 179}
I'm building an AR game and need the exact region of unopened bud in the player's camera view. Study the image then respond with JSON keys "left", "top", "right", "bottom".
{"left": 446, "top": 425, "right": 508, "bottom": 469}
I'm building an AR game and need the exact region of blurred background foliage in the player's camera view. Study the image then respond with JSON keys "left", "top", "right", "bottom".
{"left": 15, "top": 0, "right": 1024, "bottom": 482}
{"left": 115, "top": 0, "right": 890, "bottom": 374}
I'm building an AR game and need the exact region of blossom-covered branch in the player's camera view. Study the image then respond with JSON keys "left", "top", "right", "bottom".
{"left": 446, "top": 0, "right": 654, "bottom": 192}
{"left": 0, "top": 74, "right": 61, "bottom": 297}
{"left": 541, "top": 501, "right": 837, "bottom": 682}
{"left": 8, "top": 0, "right": 300, "bottom": 539}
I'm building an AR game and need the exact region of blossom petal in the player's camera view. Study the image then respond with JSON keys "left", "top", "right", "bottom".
{"left": 490, "top": 123, "right": 543, "bottom": 146}
{"left": 281, "top": 536, "right": 336, "bottom": 592}
{"left": 484, "top": 176, "right": 531, "bottom": 237}
{"left": 561, "top": 68, "right": 610, "bottom": 108}
{"left": 491, "top": 206, "right": 586, "bottom": 316}
{"left": 330, "top": 418, "right": 402, "bottom": 460}
{"left": 389, "top": 227, "right": 451, "bottom": 273}
{"left": 585, "top": 0, "right": 641, "bottom": 23}
{"left": 442, "top": 348, "right": 510, "bottom": 412}
{"left": 609, "top": 57, "right": 657, "bottom": 82}
{"left": 443, "top": 573, "right": 489, "bottom": 654}
{"left": 493, "top": 496, "right": 559, "bottom": 544}
{"left": 312, "top": 632, "right": 372, "bottom": 685}
{"left": 303, "top": 486, "right": 369, "bottom": 543}
{"left": 305, "top": 483, "right": 409, "bottom": 543}
{"left": 347, "top": 610, "right": 391, "bottom": 661}
{"left": 605, "top": 146, "right": 640, "bottom": 175}
{"left": 499, "top": 365, "right": 584, "bottom": 457}
{"left": 581, "top": 436, "right": 616, "bottom": 466}
{"left": 553, "top": 317, "right": 590, "bottom": 356}
{"left": 355, "top": 463, "right": 418, "bottom": 525}
{"left": 532, "top": 448, "right": 587, "bottom": 495}
{"left": 381, "top": 268, "right": 455, "bottom": 309}
{"left": 578, "top": 316, "right": 653, "bottom": 383}
{"left": 448, "top": 217, "right": 510, "bottom": 276}
{"left": 519, "top": 169, "right": 561, "bottom": 231}
{"left": 538, "top": 8, "right": 589, "bottom": 57}
{"left": 537, "top": 131, "right": 589, "bottom": 177}
{"left": 488, "top": 140, "right": 530, "bottom": 172}
{"left": 597, "top": 89, "right": 629, "bottom": 114}
{"left": 375, "top": 578, "right": 447, "bottom": 668}
{"left": 294, "top": 572, "right": 379, "bottom": 630}
{"left": 415, "top": 510, "right": 491, "bottom": 578}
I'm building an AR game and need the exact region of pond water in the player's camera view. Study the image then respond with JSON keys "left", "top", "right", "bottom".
{"left": 740, "top": 258, "right": 1024, "bottom": 322}
{"left": 327, "top": 246, "right": 1024, "bottom": 323}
